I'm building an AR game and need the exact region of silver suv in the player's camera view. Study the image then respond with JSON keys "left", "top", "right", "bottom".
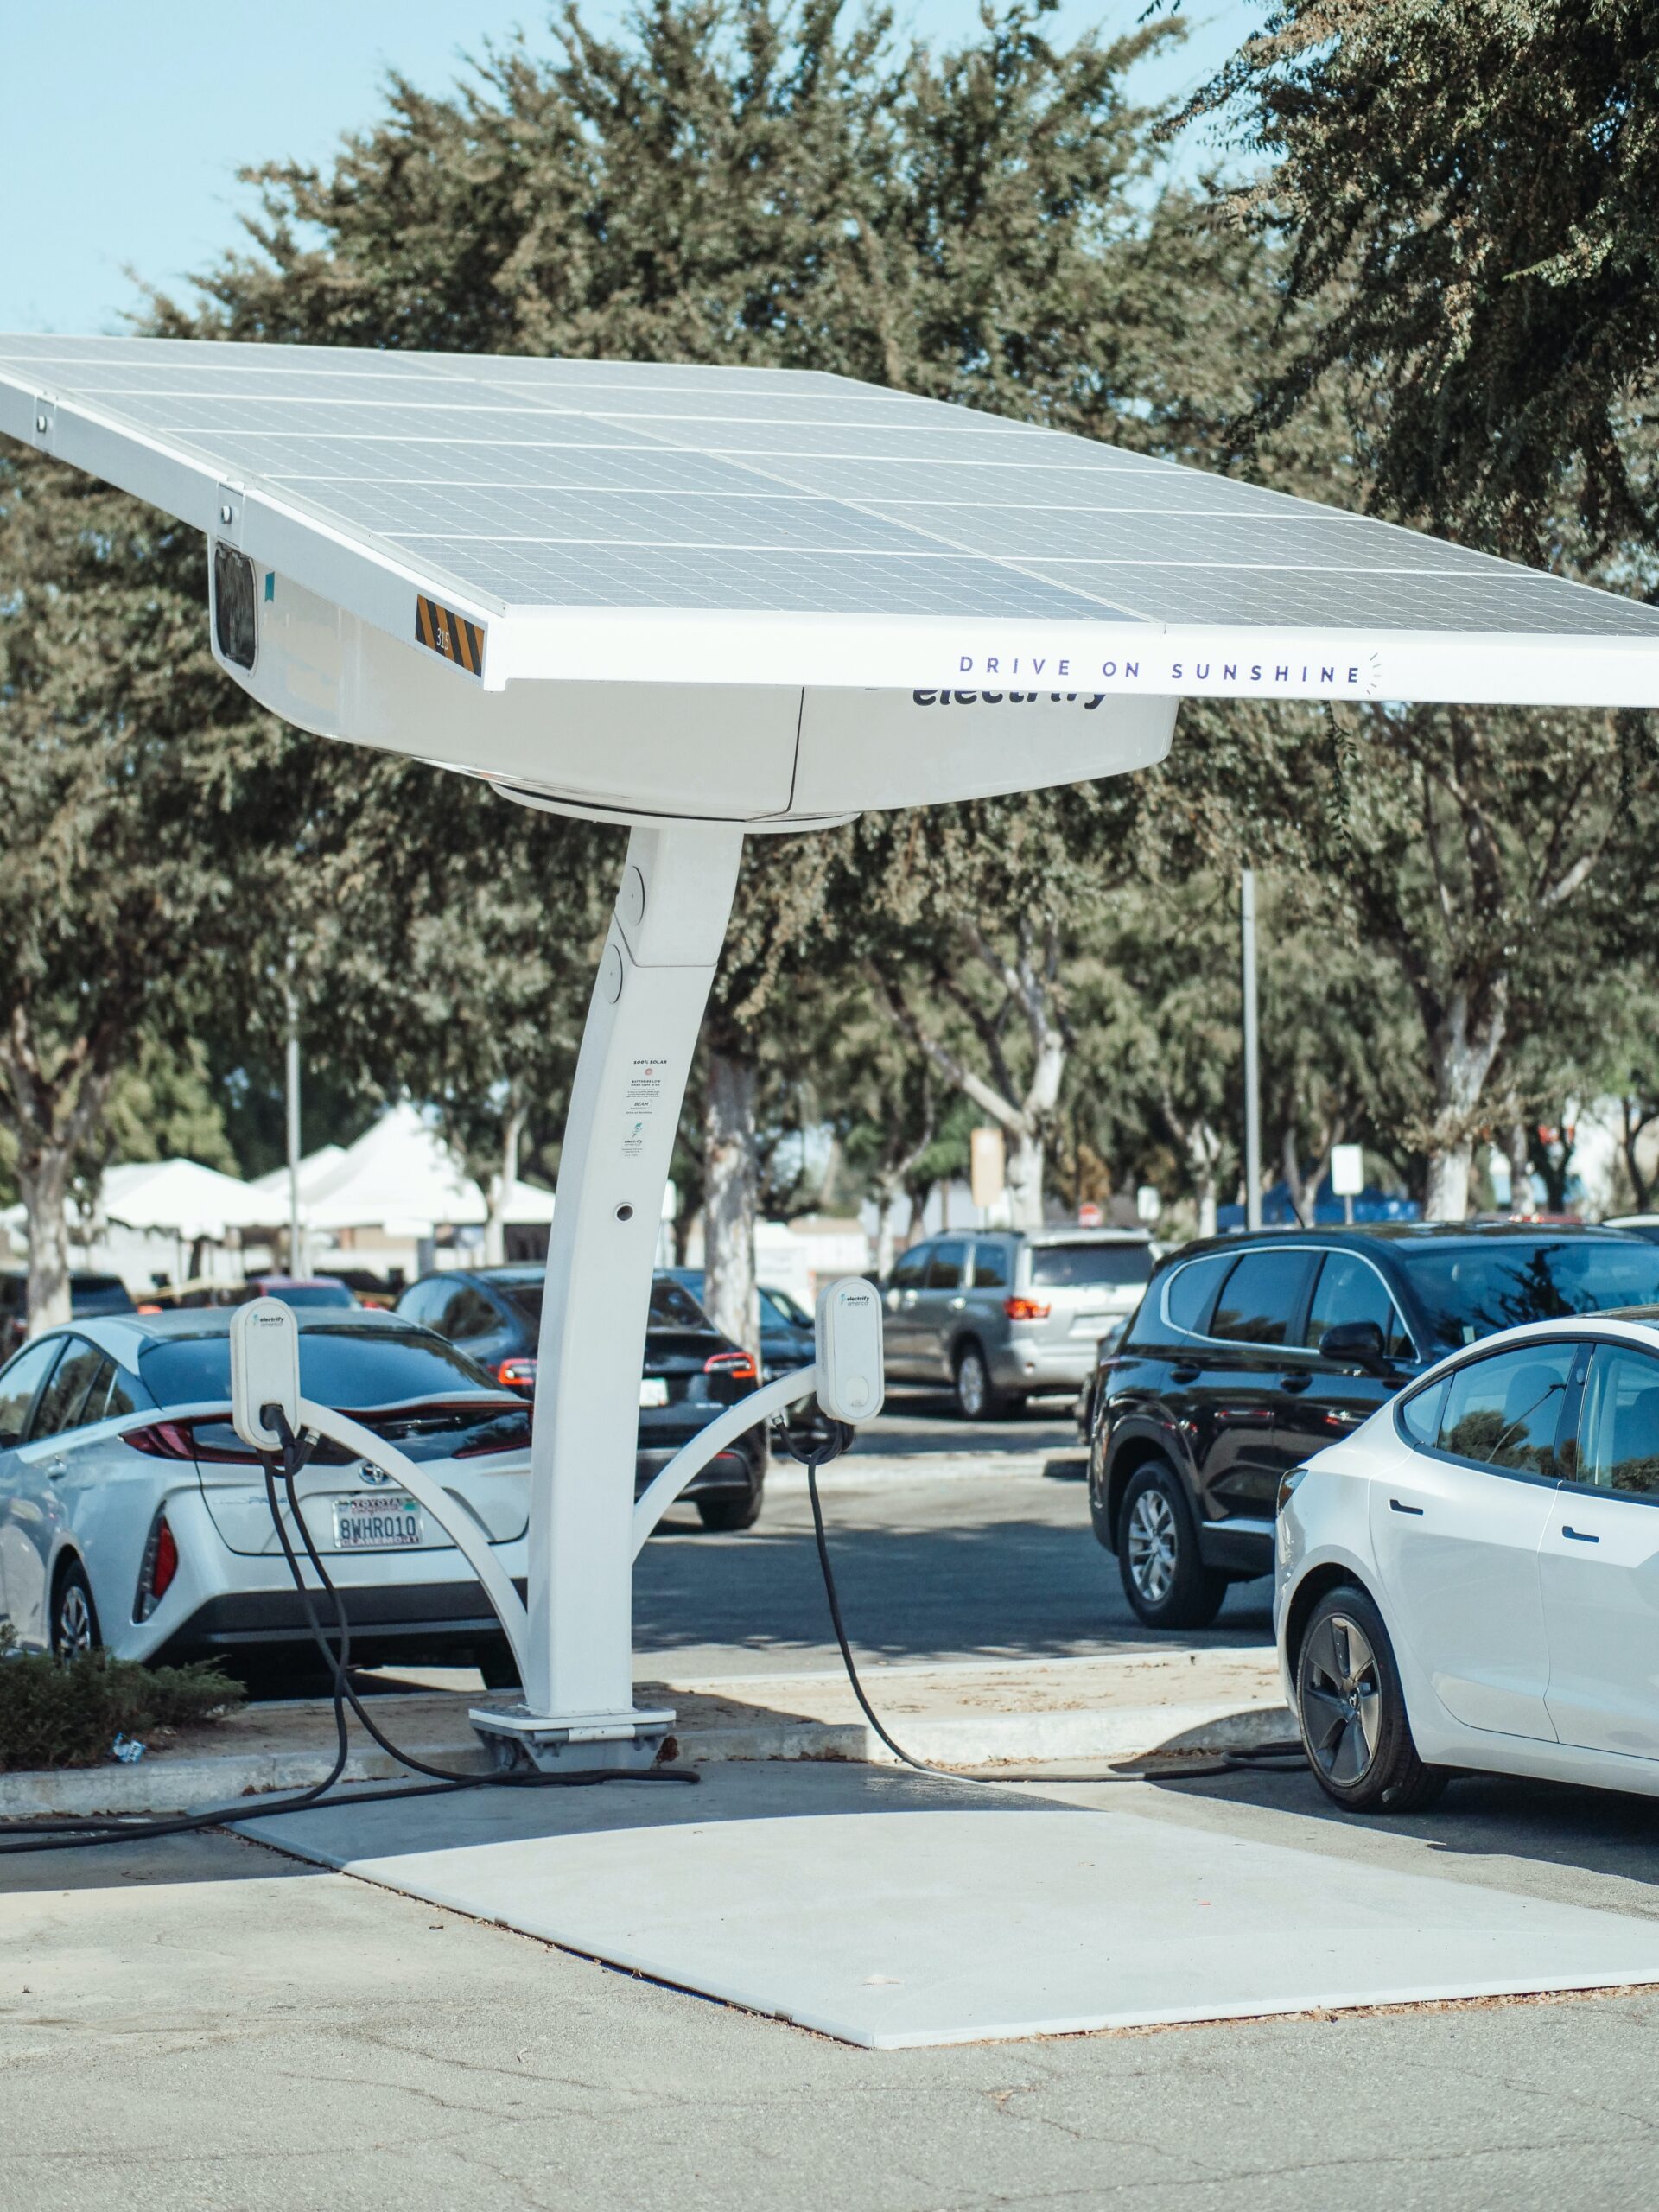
{"left": 881, "top": 1228, "right": 1154, "bottom": 1419}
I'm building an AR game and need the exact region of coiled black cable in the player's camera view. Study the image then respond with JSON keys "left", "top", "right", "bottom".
{"left": 0, "top": 1402, "right": 694, "bottom": 1856}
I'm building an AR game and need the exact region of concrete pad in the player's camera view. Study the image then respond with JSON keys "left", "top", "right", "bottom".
{"left": 246, "top": 1763, "right": 1659, "bottom": 2049}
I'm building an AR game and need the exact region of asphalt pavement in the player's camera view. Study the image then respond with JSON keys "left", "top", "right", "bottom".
{"left": 632, "top": 1386, "right": 1274, "bottom": 1681}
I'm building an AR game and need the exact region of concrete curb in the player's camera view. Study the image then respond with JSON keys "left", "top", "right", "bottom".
{"left": 0, "top": 1698, "right": 1294, "bottom": 1817}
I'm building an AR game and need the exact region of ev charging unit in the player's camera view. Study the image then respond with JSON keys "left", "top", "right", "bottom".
{"left": 6, "top": 334, "right": 1659, "bottom": 1770}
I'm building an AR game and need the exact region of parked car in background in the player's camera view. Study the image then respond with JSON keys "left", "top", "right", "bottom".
{"left": 1603, "top": 1215, "right": 1659, "bottom": 1244}
{"left": 238, "top": 1274, "right": 356, "bottom": 1310}
{"left": 663, "top": 1269, "right": 816, "bottom": 1382}
{"left": 883, "top": 1228, "right": 1154, "bottom": 1419}
{"left": 1279, "top": 1308, "right": 1659, "bottom": 1813}
{"left": 1090, "top": 1222, "right": 1659, "bottom": 1630}
{"left": 397, "top": 1264, "right": 767, "bottom": 1529}
{"left": 0, "top": 1272, "right": 133, "bottom": 1357}
{"left": 0, "top": 1308, "right": 532, "bottom": 1682}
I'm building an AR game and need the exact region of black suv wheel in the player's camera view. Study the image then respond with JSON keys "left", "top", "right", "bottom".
{"left": 1116, "top": 1461, "right": 1228, "bottom": 1630}
{"left": 1294, "top": 1584, "right": 1446, "bottom": 1814}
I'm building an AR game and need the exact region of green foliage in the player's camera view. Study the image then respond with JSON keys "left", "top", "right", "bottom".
{"left": 1179, "top": 0, "right": 1659, "bottom": 563}
{"left": 0, "top": 1626, "right": 245, "bottom": 1770}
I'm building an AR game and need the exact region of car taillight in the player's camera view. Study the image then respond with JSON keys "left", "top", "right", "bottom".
{"left": 1004, "top": 1297, "right": 1051, "bottom": 1321}
{"left": 136, "top": 1511, "right": 179, "bottom": 1619}
{"left": 122, "top": 1421, "right": 198, "bottom": 1460}
{"left": 704, "top": 1350, "right": 759, "bottom": 1384}
{"left": 122, "top": 1420, "right": 259, "bottom": 1465}
{"left": 495, "top": 1357, "right": 537, "bottom": 1393}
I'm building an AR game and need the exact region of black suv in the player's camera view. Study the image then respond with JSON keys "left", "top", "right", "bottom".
{"left": 397, "top": 1264, "right": 768, "bottom": 1529}
{"left": 1090, "top": 1223, "right": 1659, "bottom": 1629}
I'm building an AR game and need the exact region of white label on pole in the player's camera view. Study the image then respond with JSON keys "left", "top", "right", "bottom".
{"left": 621, "top": 1058, "right": 669, "bottom": 1160}
{"left": 1135, "top": 1185, "right": 1161, "bottom": 1223}
{"left": 1331, "top": 1143, "right": 1365, "bottom": 1198}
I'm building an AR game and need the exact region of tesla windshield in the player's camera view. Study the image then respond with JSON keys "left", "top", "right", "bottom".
{"left": 1396, "top": 1241, "right": 1659, "bottom": 1346}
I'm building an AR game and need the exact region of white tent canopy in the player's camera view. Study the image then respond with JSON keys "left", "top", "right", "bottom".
{"left": 98, "top": 1158, "right": 264, "bottom": 1241}
{"left": 253, "top": 1106, "right": 555, "bottom": 1237}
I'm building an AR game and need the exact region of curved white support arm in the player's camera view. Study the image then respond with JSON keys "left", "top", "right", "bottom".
{"left": 629, "top": 1367, "right": 818, "bottom": 1560}
{"left": 295, "top": 1396, "right": 532, "bottom": 1690}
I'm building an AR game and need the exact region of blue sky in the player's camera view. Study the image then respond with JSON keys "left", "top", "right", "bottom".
{"left": 3, "top": 3, "right": 1256, "bottom": 335}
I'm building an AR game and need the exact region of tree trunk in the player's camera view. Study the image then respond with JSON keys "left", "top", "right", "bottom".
{"left": 703, "top": 1039, "right": 759, "bottom": 1357}
{"left": 1422, "top": 982, "right": 1506, "bottom": 1224}
{"left": 1006, "top": 1128, "right": 1046, "bottom": 1228}
{"left": 1189, "top": 1121, "right": 1223, "bottom": 1239}
{"left": 17, "top": 1144, "right": 73, "bottom": 1338}
{"left": 1424, "top": 1143, "right": 1473, "bottom": 1224}
{"left": 873, "top": 1188, "right": 901, "bottom": 1280}
{"left": 483, "top": 1096, "right": 525, "bottom": 1268}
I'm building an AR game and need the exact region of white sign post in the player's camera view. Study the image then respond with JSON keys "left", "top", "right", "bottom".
{"left": 1331, "top": 1143, "right": 1365, "bottom": 1227}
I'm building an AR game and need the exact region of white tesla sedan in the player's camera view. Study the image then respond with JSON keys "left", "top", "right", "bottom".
{"left": 1278, "top": 1310, "right": 1659, "bottom": 1813}
{"left": 0, "top": 1309, "right": 531, "bottom": 1681}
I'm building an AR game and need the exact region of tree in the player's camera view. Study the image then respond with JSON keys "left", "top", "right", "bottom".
{"left": 1177, "top": 0, "right": 1659, "bottom": 563}
{"left": 0, "top": 446, "right": 304, "bottom": 1330}
{"left": 155, "top": 0, "right": 1227, "bottom": 1330}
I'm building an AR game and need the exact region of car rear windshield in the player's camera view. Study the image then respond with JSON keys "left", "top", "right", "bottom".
{"left": 1028, "top": 1243, "right": 1152, "bottom": 1289}
{"left": 255, "top": 1282, "right": 355, "bottom": 1309}
{"left": 1396, "top": 1240, "right": 1659, "bottom": 1347}
{"left": 71, "top": 1277, "right": 135, "bottom": 1315}
{"left": 138, "top": 1325, "right": 500, "bottom": 1407}
{"left": 504, "top": 1278, "right": 711, "bottom": 1331}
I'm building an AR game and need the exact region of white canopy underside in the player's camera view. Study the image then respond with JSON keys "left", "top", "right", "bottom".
{"left": 5, "top": 335, "right": 1656, "bottom": 821}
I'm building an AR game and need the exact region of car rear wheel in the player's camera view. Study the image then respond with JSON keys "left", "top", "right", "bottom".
{"left": 1116, "top": 1462, "right": 1228, "bottom": 1630}
{"left": 953, "top": 1341, "right": 1004, "bottom": 1421}
{"left": 52, "top": 1560, "right": 101, "bottom": 1662}
{"left": 1295, "top": 1584, "right": 1447, "bottom": 1814}
{"left": 696, "top": 1471, "right": 765, "bottom": 1530}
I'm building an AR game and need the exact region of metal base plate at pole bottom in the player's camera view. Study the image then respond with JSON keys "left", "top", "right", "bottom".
{"left": 469, "top": 1703, "right": 677, "bottom": 1774}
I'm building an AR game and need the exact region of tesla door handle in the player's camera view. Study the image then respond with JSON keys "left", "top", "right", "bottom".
{"left": 1389, "top": 1497, "right": 1424, "bottom": 1516}
{"left": 1278, "top": 1375, "right": 1312, "bottom": 1394}
{"left": 1562, "top": 1525, "right": 1599, "bottom": 1543}
{"left": 1171, "top": 1365, "right": 1200, "bottom": 1385}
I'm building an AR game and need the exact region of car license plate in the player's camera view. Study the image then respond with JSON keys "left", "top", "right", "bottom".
{"left": 333, "top": 1495, "right": 423, "bottom": 1549}
{"left": 639, "top": 1377, "right": 670, "bottom": 1408}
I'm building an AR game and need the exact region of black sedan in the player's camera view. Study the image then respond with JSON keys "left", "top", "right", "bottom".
{"left": 397, "top": 1264, "right": 767, "bottom": 1529}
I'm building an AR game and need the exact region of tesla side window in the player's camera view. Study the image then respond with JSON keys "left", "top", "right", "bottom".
{"left": 1572, "top": 1344, "right": 1659, "bottom": 1497}
{"left": 1398, "top": 1377, "right": 1448, "bottom": 1447}
{"left": 29, "top": 1338, "right": 107, "bottom": 1440}
{"left": 0, "top": 1338, "right": 63, "bottom": 1448}
{"left": 1210, "top": 1250, "right": 1313, "bottom": 1348}
{"left": 436, "top": 1287, "right": 499, "bottom": 1343}
{"left": 1303, "top": 1254, "right": 1414, "bottom": 1360}
{"left": 1434, "top": 1343, "right": 1577, "bottom": 1476}
{"left": 1160, "top": 1253, "right": 1231, "bottom": 1338}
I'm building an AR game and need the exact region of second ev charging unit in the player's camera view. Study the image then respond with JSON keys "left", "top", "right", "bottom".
{"left": 6, "top": 333, "right": 1658, "bottom": 1768}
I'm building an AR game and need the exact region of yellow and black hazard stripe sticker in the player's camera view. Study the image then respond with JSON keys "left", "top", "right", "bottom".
{"left": 415, "top": 594, "right": 486, "bottom": 677}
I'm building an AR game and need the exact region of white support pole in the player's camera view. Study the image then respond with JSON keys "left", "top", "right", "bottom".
{"left": 1241, "top": 868, "right": 1262, "bottom": 1234}
{"left": 486, "top": 820, "right": 743, "bottom": 1760}
{"left": 629, "top": 1366, "right": 815, "bottom": 1560}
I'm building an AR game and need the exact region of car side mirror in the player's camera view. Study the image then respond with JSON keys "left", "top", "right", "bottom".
{"left": 1318, "top": 1319, "right": 1390, "bottom": 1374}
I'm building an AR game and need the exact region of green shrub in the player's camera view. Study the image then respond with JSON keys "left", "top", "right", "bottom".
{"left": 0, "top": 1623, "right": 245, "bottom": 1770}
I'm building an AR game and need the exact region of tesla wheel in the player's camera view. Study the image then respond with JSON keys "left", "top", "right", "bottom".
{"left": 696, "top": 1472, "right": 764, "bottom": 1530}
{"left": 953, "top": 1341, "right": 1003, "bottom": 1421}
{"left": 1296, "top": 1584, "right": 1447, "bottom": 1814}
{"left": 1116, "top": 1461, "right": 1228, "bottom": 1630}
{"left": 52, "top": 1560, "right": 102, "bottom": 1662}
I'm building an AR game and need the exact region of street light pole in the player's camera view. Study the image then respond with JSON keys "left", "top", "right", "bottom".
{"left": 1241, "top": 868, "right": 1262, "bottom": 1232}
{"left": 283, "top": 957, "right": 303, "bottom": 1278}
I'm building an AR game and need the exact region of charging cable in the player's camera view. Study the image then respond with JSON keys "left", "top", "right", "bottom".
{"left": 775, "top": 1416, "right": 1306, "bottom": 1790}
{"left": 0, "top": 1402, "right": 694, "bottom": 1858}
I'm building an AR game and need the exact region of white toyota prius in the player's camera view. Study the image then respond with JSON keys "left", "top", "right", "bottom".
{"left": 1278, "top": 1309, "right": 1659, "bottom": 1813}
{"left": 0, "top": 1308, "right": 531, "bottom": 1681}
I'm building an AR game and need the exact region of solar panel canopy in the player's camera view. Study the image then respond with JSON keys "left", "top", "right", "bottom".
{"left": 3, "top": 334, "right": 1656, "bottom": 825}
